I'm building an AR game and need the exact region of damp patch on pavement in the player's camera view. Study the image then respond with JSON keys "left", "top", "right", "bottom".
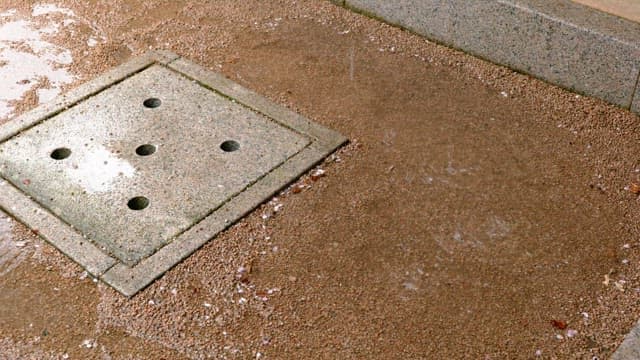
{"left": 0, "top": 51, "right": 346, "bottom": 296}
{"left": 0, "top": 3, "right": 105, "bottom": 120}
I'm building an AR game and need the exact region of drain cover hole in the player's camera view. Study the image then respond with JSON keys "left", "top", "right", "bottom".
{"left": 136, "top": 144, "right": 156, "bottom": 156}
{"left": 128, "top": 196, "right": 149, "bottom": 210}
{"left": 220, "top": 140, "right": 240, "bottom": 152}
{"left": 143, "top": 98, "right": 161, "bottom": 108}
{"left": 50, "top": 147, "right": 71, "bottom": 160}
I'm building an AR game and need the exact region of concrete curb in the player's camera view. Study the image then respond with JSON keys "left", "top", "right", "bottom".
{"left": 330, "top": 0, "right": 640, "bottom": 114}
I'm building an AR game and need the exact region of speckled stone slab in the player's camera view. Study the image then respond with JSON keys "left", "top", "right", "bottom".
{"left": 0, "top": 51, "right": 346, "bottom": 296}
{"left": 341, "top": 0, "right": 640, "bottom": 112}
{"left": 613, "top": 322, "right": 640, "bottom": 360}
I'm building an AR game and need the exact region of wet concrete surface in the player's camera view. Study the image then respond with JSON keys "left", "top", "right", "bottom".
{"left": 1, "top": 0, "right": 640, "bottom": 359}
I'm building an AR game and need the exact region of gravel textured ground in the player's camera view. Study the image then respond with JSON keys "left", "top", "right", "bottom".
{"left": 2, "top": 1, "right": 640, "bottom": 359}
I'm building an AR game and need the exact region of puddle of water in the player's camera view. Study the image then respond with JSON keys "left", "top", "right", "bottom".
{"left": 0, "top": 4, "right": 105, "bottom": 120}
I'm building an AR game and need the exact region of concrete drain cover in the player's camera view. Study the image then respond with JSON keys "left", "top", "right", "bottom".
{"left": 0, "top": 51, "right": 346, "bottom": 296}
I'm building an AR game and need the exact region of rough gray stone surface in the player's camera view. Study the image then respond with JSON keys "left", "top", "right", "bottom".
{"left": 0, "top": 51, "right": 346, "bottom": 296}
{"left": 342, "top": 0, "right": 640, "bottom": 111}
{"left": 612, "top": 321, "right": 640, "bottom": 360}
{"left": 0, "top": 65, "right": 309, "bottom": 266}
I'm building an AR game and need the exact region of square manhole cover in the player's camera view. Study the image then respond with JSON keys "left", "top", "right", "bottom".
{"left": 0, "top": 51, "right": 346, "bottom": 296}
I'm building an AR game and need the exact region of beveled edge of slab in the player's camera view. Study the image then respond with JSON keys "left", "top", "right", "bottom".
{"left": 338, "top": 0, "right": 640, "bottom": 112}
{"left": 0, "top": 50, "right": 347, "bottom": 297}
{"left": 0, "top": 179, "right": 116, "bottom": 275}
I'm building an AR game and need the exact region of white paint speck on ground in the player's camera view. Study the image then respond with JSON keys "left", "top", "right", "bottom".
{"left": 535, "top": 349, "right": 542, "bottom": 357}
{"left": 80, "top": 339, "right": 96, "bottom": 348}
